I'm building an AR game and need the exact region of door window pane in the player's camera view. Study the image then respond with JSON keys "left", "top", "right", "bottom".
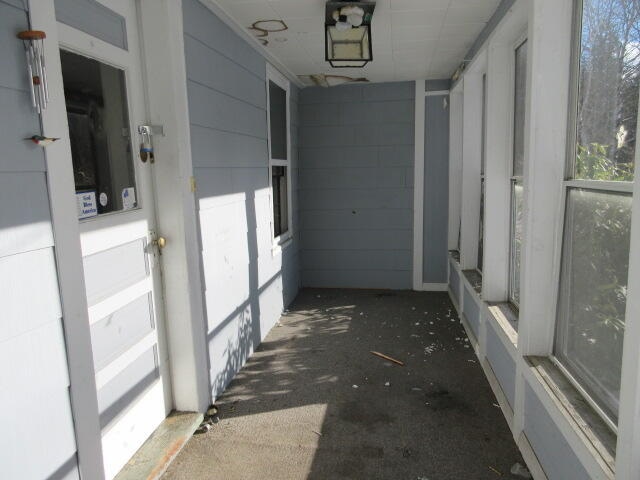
{"left": 574, "top": 0, "right": 638, "bottom": 181}
{"left": 555, "top": 189, "right": 632, "bottom": 421}
{"left": 61, "top": 50, "right": 137, "bottom": 217}
{"left": 269, "top": 81, "right": 287, "bottom": 161}
{"left": 272, "top": 166, "right": 289, "bottom": 238}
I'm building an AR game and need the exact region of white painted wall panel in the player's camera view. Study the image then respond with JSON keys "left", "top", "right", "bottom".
{"left": 0, "top": 321, "right": 78, "bottom": 480}
{"left": 83, "top": 238, "right": 148, "bottom": 306}
{"left": 183, "top": 0, "right": 299, "bottom": 401}
{"left": 0, "top": 248, "right": 62, "bottom": 341}
{"left": 0, "top": 172, "right": 54, "bottom": 258}
{"left": 91, "top": 293, "right": 154, "bottom": 371}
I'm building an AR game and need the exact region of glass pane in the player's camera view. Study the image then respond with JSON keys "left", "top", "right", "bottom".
{"left": 555, "top": 189, "right": 632, "bottom": 421}
{"left": 513, "top": 40, "right": 528, "bottom": 177}
{"left": 269, "top": 81, "right": 287, "bottom": 161}
{"left": 509, "top": 180, "right": 524, "bottom": 306}
{"left": 272, "top": 166, "right": 288, "bottom": 238}
{"left": 60, "top": 50, "right": 137, "bottom": 218}
{"left": 574, "top": 0, "right": 638, "bottom": 181}
{"left": 326, "top": 26, "right": 371, "bottom": 62}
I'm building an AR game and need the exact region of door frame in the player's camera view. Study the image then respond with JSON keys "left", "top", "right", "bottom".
{"left": 29, "top": 0, "right": 210, "bottom": 478}
{"left": 413, "top": 79, "right": 451, "bottom": 292}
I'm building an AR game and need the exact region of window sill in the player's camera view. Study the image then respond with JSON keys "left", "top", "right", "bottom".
{"left": 526, "top": 356, "right": 616, "bottom": 476}
{"left": 486, "top": 302, "right": 518, "bottom": 346}
{"left": 462, "top": 269, "right": 482, "bottom": 295}
{"left": 272, "top": 235, "right": 293, "bottom": 256}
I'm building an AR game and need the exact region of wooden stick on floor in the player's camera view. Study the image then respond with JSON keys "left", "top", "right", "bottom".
{"left": 370, "top": 351, "right": 405, "bottom": 366}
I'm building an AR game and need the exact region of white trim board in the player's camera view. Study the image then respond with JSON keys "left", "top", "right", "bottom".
{"left": 413, "top": 79, "right": 426, "bottom": 290}
{"left": 29, "top": 0, "right": 105, "bottom": 478}
{"left": 413, "top": 79, "right": 451, "bottom": 290}
{"left": 138, "top": 0, "right": 211, "bottom": 413}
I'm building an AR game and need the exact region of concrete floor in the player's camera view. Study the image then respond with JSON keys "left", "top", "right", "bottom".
{"left": 163, "top": 288, "right": 525, "bottom": 480}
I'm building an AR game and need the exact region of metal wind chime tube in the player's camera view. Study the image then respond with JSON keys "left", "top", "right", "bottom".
{"left": 17, "top": 30, "right": 48, "bottom": 113}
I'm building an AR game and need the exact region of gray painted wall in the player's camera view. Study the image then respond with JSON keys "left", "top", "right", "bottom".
{"left": 463, "top": 285, "right": 480, "bottom": 338}
{"left": 524, "top": 383, "right": 590, "bottom": 480}
{"left": 0, "top": 1, "right": 79, "bottom": 479}
{"left": 423, "top": 94, "right": 450, "bottom": 284}
{"left": 182, "top": 0, "right": 299, "bottom": 400}
{"left": 298, "top": 82, "right": 415, "bottom": 290}
{"left": 486, "top": 324, "right": 516, "bottom": 407}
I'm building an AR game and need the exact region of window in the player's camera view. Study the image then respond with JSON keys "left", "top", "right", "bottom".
{"left": 267, "top": 68, "right": 292, "bottom": 244}
{"left": 553, "top": 0, "right": 638, "bottom": 428}
{"left": 509, "top": 40, "right": 528, "bottom": 307}
{"left": 61, "top": 50, "right": 138, "bottom": 218}
{"left": 478, "top": 73, "right": 488, "bottom": 273}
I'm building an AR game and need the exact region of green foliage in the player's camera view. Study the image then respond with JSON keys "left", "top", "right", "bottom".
{"left": 575, "top": 143, "right": 635, "bottom": 181}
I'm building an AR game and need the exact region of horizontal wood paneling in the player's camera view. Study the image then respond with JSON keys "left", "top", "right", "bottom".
{"left": 0, "top": 248, "right": 62, "bottom": 342}
{"left": 0, "top": 172, "right": 54, "bottom": 258}
{"left": 0, "top": 88, "right": 47, "bottom": 172}
{"left": 183, "top": 0, "right": 299, "bottom": 400}
{"left": 298, "top": 82, "right": 415, "bottom": 290}
{"left": 0, "top": 4, "right": 30, "bottom": 91}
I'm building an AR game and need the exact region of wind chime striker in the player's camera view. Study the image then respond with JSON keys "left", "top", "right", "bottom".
{"left": 17, "top": 30, "right": 49, "bottom": 113}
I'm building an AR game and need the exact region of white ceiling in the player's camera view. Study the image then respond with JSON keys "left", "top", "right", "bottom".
{"left": 212, "top": 0, "right": 501, "bottom": 84}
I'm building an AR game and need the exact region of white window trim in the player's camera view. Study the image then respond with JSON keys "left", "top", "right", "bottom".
{"left": 459, "top": 51, "right": 487, "bottom": 273}
{"left": 547, "top": 0, "right": 636, "bottom": 436}
{"left": 266, "top": 64, "right": 293, "bottom": 254}
{"left": 507, "top": 33, "right": 529, "bottom": 309}
{"left": 448, "top": 80, "right": 464, "bottom": 254}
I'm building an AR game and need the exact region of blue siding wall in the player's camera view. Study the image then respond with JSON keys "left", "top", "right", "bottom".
{"left": 463, "top": 285, "right": 480, "bottom": 338}
{"left": 486, "top": 324, "right": 516, "bottom": 407}
{"left": 182, "top": 0, "right": 299, "bottom": 400}
{"left": 298, "top": 82, "right": 415, "bottom": 290}
{"left": 524, "top": 383, "right": 590, "bottom": 480}
{"left": 0, "top": 1, "right": 79, "bottom": 479}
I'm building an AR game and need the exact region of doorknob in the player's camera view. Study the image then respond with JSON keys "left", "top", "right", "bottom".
{"left": 154, "top": 236, "right": 167, "bottom": 249}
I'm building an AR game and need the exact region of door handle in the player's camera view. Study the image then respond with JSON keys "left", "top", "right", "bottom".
{"left": 153, "top": 236, "right": 167, "bottom": 249}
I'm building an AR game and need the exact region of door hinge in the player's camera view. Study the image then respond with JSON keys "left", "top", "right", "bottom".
{"left": 190, "top": 176, "right": 197, "bottom": 193}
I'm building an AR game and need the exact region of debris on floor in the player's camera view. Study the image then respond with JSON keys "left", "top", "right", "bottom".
{"left": 488, "top": 465, "right": 502, "bottom": 475}
{"left": 510, "top": 462, "right": 533, "bottom": 478}
{"left": 370, "top": 350, "right": 405, "bottom": 366}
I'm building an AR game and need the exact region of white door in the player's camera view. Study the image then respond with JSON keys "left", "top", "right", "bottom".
{"left": 56, "top": 1, "right": 171, "bottom": 478}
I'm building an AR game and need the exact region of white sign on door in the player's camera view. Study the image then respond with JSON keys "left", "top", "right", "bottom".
{"left": 76, "top": 191, "right": 98, "bottom": 219}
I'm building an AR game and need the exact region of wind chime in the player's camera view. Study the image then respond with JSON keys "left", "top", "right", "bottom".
{"left": 17, "top": 29, "right": 49, "bottom": 113}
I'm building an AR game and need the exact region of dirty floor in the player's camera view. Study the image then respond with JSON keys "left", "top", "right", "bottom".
{"left": 162, "top": 289, "right": 525, "bottom": 480}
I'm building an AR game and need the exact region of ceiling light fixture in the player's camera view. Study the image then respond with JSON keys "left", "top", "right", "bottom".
{"left": 325, "top": 1, "right": 375, "bottom": 68}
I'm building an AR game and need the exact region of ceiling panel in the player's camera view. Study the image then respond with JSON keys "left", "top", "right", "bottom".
{"left": 213, "top": 0, "right": 501, "bottom": 84}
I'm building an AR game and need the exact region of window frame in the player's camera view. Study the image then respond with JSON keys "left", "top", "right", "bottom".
{"left": 266, "top": 64, "right": 293, "bottom": 251}
{"left": 508, "top": 35, "right": 529, "bottom": 309}
{"left": 549, "top": 0, "right": 636, "bottom": 433}
{"left": 477, "top": 72, "right": 488, "bottom": 274}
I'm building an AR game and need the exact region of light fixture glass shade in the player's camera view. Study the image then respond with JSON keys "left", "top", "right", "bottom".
{"left": 325, "top": 24, "right": 372, "bottom": 68}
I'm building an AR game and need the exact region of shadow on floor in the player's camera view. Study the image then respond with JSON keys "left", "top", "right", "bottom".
{"left": 163, "top": 288, "right": 525, "bottom": 480}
